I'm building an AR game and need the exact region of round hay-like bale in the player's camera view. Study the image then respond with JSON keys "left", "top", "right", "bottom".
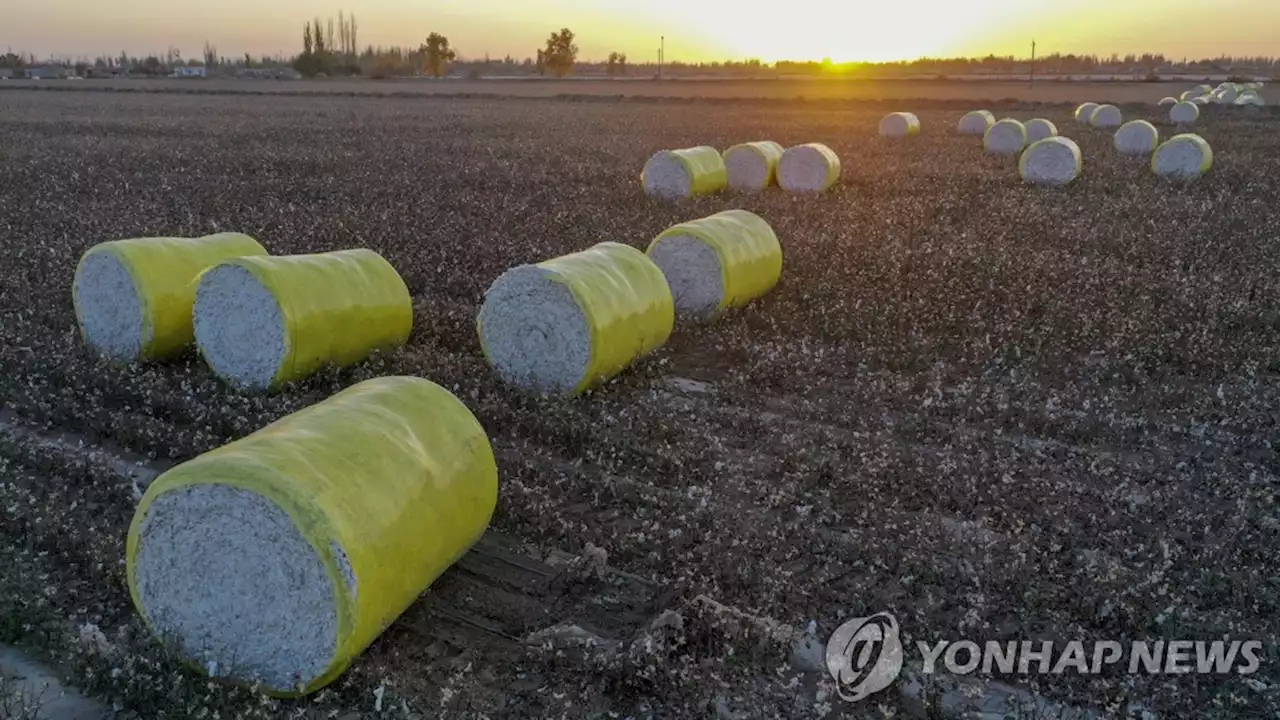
{"left": 1179, "top": 90, "right": 1198, "bottom": 102}
{"left": 1169, "top": 101, "right": 1200, "bottom": 124}
{"left": 1159, "top": 97, "right": 1178, "bottom": 106}
{"left": 641, "top": 146, "right": 727, "bottom": 199}
{"left": 1019, "top": 137, "right": 1082, "bottom": 187}
{"left": 127, "top": 376, "right": 497, "bottom": 697}
{"left": 1090, "top": 104, "right": 1122, "bottom": 127}
{"left": 723, "top": 141, "right": 784, "bottom": 192}
{"left": 1194, "top": 84, "right": 1213, "bottom": 94}
{"left": 1151, "top": 133, "right": 1213, "bottom": 180}
{"left": 879, "top": 112, "right": 921, "bottom": 138}
{"left": 1074, "top": 103, "right": 1099, "bottom": 124}
{"left": 193, "top": 250, "right": 411, "bottom": 391}
{"left": 984, "top": 119, "right": 1027, "bottom": 155}
{"left": 957, "top": 110, "right": 995, "bottom": 136}
{"left": 646, "top": 209, "right": 782, "bottom": 320}
{"left": 777, "top": 143, "right": 841, "bottom": 193}
{"left": 73, "top": 233, "right": 267, "bottom": 363}
{"left": 478, "top": 242, "right": 673, "bottom": 395}
{"left": 1025, "top": 118, "right": 1058, "bottom": 143}
{"left": 1114, "top": 120, "right": 1160, "bottom": 155}
{"left": 1236, "top": 93, "right": 1265, "bottom": 107}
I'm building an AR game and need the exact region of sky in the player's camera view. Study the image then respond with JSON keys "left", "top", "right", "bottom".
{"left": 7, "top": 0, "right": 1280, "bottom": 63}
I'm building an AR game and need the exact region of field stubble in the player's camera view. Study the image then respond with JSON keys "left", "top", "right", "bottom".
{"left": 0, "top": 91, "right": 1278, "bottom": 718}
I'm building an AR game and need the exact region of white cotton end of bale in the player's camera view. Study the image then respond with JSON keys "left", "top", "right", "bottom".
{"left": 646, "top": 234, "right": 724, "bottom": 319}
{"left": 1194, "top": 84, "right": 1213, "bottom": 95}
{"left": 1159, "top": 97, "right": 1177, "bottom": 106}
{"left": 477, "top": 265, "right": 590, "bottom": 394}
{"left": 957, "top": 110, "right": 995, "bottom": 136}
{"left": 192, "top": 264, "right": 287, "bottom": 391}
{"left": 133, "top": 483, "right": 343, "bottom": 691}
{"left": 1152, "top": 134, "right": 1213, "bottom": 180}
{"left": 1169, "top": 101, "right": 1200, "bottom": 124}
{"left": 1019, "top": 137, "right": 1082, "bottom": 187}
{"left": 777, "top": 144, "right": 839, "bottom": 193}
{"left": 879, "top": 112, "right": 920, "bottom": 138}
{"left": 642, "top": 151, "right": 693, "bottom": 199}
{"left": 1179, "top": 91, "right": 1197, "bottom": 102}
{"left": 1074, "top": 103, "right": 1099, "bottom": 124}
{"left": 1025, "top": 119, "right": 1058, "bottom": 143}
{"left": 983, "top": 119, "right": 1027, "bottom": 155}
{"left": 723, "top": 142, "right": 781, "bottom": 192}
{"left": 1114, "top": 120, "right": 1160, "bottom": 155}
{"left": 1219, "top": 87, "right": 1239, "bottom": 103}
{"left": 1090, "top": 104, "right": 1122, "bottom": 128}
{"left": 73, "top": 252, "right": 146, "bottom": 362}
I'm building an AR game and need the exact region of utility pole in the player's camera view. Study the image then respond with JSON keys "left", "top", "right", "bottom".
{"left": 1030, "top": 39, "right": 1036, "bottom": 87}
{"left": 659, "top": 35, "right": 665, "bottom": 80}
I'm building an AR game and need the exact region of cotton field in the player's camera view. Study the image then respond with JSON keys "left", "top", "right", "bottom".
{"left": 1, "top": 86, "right": 1279, "bottom": 720}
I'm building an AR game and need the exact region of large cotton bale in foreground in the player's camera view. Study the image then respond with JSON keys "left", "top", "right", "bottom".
{"left": 477, "top": 242, "right": 673, "bottom": 395}
{"left": 646, "top": 210, "right": 782, "bottom": 320}
{"left": 641, "top": 146, "right": 727, "bottom": 199}
{"left": 193, "top": 250, "right": 411, "bottom": 391}
{"left": 957, "top": 110, "right": 995, "bottom": 136}
{"left": 1152, "top": 134, "right": 1213, "bottom": 180}
{"left": 1114, "top": 120, "right": 1160, "bottom": 155}
{"left": 1170, "top": 101, "right": 1200, "bottom": 124}
{"left": 723, "top": 141, "right": 785, "bottom": 192}
{"left": 1074, "top": 103, "right": 1099, "bottom": 124}
{"left": 777, "top": 143, "right": 841, "bottom": 193}
{"left": 984, "top": 119, "right": 1027, "bottom": 155}
{"left": 1025, "top": 118, "right": 1058, "bottom": 143}
{"left": 73, "top": 233, "right": 267, "bottom": 363}
{"left": 126, "top": 376, "right": 496, "bottom": 697}
{"left": 879, "top": 112, "right": 921, "bottom": 138}
{"left": 1159, "top": 97, "right": 1177, "bottom": 106}
{"left": 1090, "top": 104, "right": 1122, "bottom": 128}
{"left": 1019, "top": 137, "right": 1082, "bottom": 187}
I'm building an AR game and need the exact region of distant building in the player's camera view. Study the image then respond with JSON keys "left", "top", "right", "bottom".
{"left": 171, "top": 65, "right": 207, "bottom": 78}
{"left": 0, "top": 69, "right": 12, "bottom": 79}
{"left": 25, "top": 66, "right": 69, "bottom": 79}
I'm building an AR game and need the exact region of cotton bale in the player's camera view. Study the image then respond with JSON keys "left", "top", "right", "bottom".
{"left": 1159, "top": 97, "right": 1178, "bottom": 106}
{"left": 1152, "top": 133, "right": 1213, "bottom": 180}
{"left": 646, "top": 210, "right": 782, "bottom": 320}
{"left": 193, "top": 249, "right": 412, "bottom": 391}
{"left": 777, "top": 143, "right": 841, "bottom": 193}
{"left": 1114, "top": 120, "right": 1160, "bottom": 155}
{"left": 1025, "top": 118, "right": 1058, "bottom": 143}
{"left": 983, "top": 119, "right": 1027, "bottom": 155}
{"left": 957, "top": 110, "right": 995, "bottom": 136}
{"left": 126, "top": 376, "right": 496, "bottom": 697}
{"left": 723, "top": 141, "right": 785, "bottom": 192}
{"left": 477, "top": 242, "right": 673, "bottom": 395}
{"left": 1019, "top": 137, "right": 1082, "bottom": 187}
{"left": 1074, "top": 103, "right": 1099, "bottom": 124}
{"left": 1191, "top": 96, "right": 1210, "bottom": 105}
{"left": 1194, "top": 84, "right": 1213, "bottom": 94}
{"left": 1090, "top": 104, "right": 1123, "bottom": 128}
{"left": 641, "top": 146, "right": 727, "bottom": 199}
{"left": 879, "top": 112, "right": 921, "bottom": 138}
{"left": 1169, "top": 101, "right": 1200, "bottom": 124}
{"left": 73, "top": 232, "right": 267, "bottom": 363}
{"left": 1236, "top": 91, "right": 1264, "bottom": 107}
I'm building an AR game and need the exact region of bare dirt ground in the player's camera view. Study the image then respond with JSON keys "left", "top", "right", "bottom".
{"left": 5, "top": 76, "right": 1275, "bottom": 104}
{"left": 1, "top": 90, "right": 1278, "bottom": 718}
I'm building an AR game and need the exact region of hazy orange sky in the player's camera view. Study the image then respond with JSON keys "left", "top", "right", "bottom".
{"left": 7, "top": 0, "right": 1280, "bottom": 62}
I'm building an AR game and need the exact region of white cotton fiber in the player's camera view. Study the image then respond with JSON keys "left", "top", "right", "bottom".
{"left": 1152, "top": 134, "right": 1213, "bottom": 180}
{"left": 958, "top": 110, "right": 995, "bottom": 136}
{"left": 1090, "top": 104, "right": 1122, "bottom": 128}
{"left": 777, "top": 143, "right": 840, "bottom": 193}
{"left": 984, "top": 119, "right": 1027, "bottom": 155}
{"left": 879, "top": 112, "right": 920, "bottom": 138}
{"left": 476, "top": 265, "right": 591, "bottom": 394}
{"left": 1159, "top": 97, "right": 1177, "bottom": 106}
{"left": 192, "top": 264, "right": 287, "bottom": 391}
{"left": 1019, "top": 137, "right": 1082, "bottom": 187}
{"left": 1074, "top": 103, "right": 1099, "bottom": 124}
{"left": 646, "top": 235, "right": 724, "bottom": 318}
{"left": 133, "top": 483, "right": 344, "bottom": 691}
{"left": 1114, "top": 120, "right": 1159, "bottom": 155}
{"left": 642, "top": 151, "right": 694, "bottom": 199}
{"left": 1169, "top": 101, "right": 1200, "bottom": 124}
{"left": 723, "top": 141, "right": 783, "bottom": 192}
{"left": 73, "top": 252, "right": 146, "bottom": 362}
{"left": 1025, "top": 118, "right": 1058, "bottom": 143}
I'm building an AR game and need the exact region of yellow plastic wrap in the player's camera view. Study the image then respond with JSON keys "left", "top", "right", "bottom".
{"left": 647, "top": 210, "right": 783, "bottom": 314}
{"left": 72, "top": 232, "right": 267, "bottom": 360}
{"left": 200, "top": 249, "right": 412, "bottom": 388}
{"left": 723, "top": 141, "right": 785, "bottom": 186}
{"left": 643, "top": 145, "right": 728, "bottom": 196}
{"left": 125, "top": 376, "right": 498, "bottom": 697}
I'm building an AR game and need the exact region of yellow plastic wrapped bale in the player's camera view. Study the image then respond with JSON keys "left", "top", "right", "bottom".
{"left": 477, "top": 241, "right": 674, "bottom": 395}
{"left": 193, "top": 249, "right": 412, "bottom": 390}
{"left": 1151, "top": 133, "right": 1213, "bottom": 180}
{"left": 641, "top": 145, "right": 727, "bottom": 199}
{"left": 646, "top": 210, "right": 783, "bottom": 319}
{"left": 126, "top": 376, "right": 497, "bottom": 697}
{"left": 72, "top": 232, "right": 267, "bottom": 362}
{"left": 777, "top": 143, "right": 841, "bottom": 193}
{"left": 723, "top": 141, "right": 785, "bottom": 192}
